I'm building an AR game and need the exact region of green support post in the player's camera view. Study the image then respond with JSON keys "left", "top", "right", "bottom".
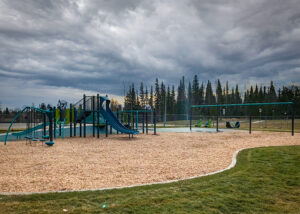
{"left": 70, "top": 104, "right": 72, "bottom": 138}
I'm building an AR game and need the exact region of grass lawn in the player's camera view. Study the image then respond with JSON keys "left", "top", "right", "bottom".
{"left": 0, "top": 146, "right": 299, "bottom": 213}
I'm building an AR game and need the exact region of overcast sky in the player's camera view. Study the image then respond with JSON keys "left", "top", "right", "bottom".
{"left": 0, "top": 0, "right": 300, "bottom": 108}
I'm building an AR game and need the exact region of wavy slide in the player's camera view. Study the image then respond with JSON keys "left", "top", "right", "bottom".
{"left": 100, "top": 96, "right": 139, "bottom": 135}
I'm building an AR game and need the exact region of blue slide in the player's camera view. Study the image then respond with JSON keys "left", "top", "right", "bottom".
{"left": 100, "top": 96, "right": 139, "bottom": 135}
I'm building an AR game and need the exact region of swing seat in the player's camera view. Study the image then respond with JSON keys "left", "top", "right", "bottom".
{"left": 32, "top": 139, "right": 39, "bottom": 142}
{"left": 42, "top": 135, "right": 49, "bottom": 139}
{"left": 25, "top": 136, "right": 32, "bottom": 139}
{"left": 204, "top": 121, "right": 212, "bottom": 128}
{"left": 226, "top": 121, "right": 240, "bottom": 128}
{"left": 195, "top": 120, "right": 202, "bottom": 127}
{"left": 39, "top": 139, "right": 46, "bottom": 142}
{"left": 45, "top": 141, "right": 55, "bottom": 146}
{"left": 226, "top": 122, "right": 234, "bottom": 128}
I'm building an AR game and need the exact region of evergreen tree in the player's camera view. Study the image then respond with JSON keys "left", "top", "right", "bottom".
{"left": 216, "top": 79, "right": 224, "bottom": 104}
{"left": 269, "top": 81, "right": 277, "bottom": 102}
{"left": 235, "top": 85, "right": 241, "bottom": 103}
{"left": 177, "top": 76, "right": 186, "bottom": 114}
{"left": 254, "top": 84, "right": 259, "bottom": 101}
{"left": 139, "top": 82, "right": 144, "bottom": 108}
{"left": 249, "top": 86, "right": 254, "bottom": 103}
{"left": 244, "top": 91, "right": 248, "bottom": 103}
{"left": 192, "top": 75, "right": 199, "bottom": 104}
{"left": 166, "top": 86, "right": 172, "bottom": 114}
{"left": 231, "top": 88, "right": 235, "bottom": 104}
{"left": 199, "top": 83, "right": 204, "bottom": 104}
{"left": 188, "top": 81, "right": 192, "bottom": 106}
{"left": 149, "top": 86, "right": 154, "bottom": 109}
{"left": 205, "top": 80, "right": 215, "bottom": 104}
{"left": 124, "top": 83, "right": 136, "bottom": 110}
{"left": 145, "top": 86, "right": 149, "bottom": 107}
{"left": 155, "top": 78, "right": 160, "bottom": 114}
{"left": 259, "top": 86, "right": 264, "bottom": 102}
{"left": 225, "top": 81, "right": 229, "bottom": 104}
{"left": 160, "top": 81, "right": 166, "bottom": 116}
{"left": 171, "top": 85, "right": 176, "bottom": 114}
{"left": 136, "top": 93, "right": 140, "bottom": 109}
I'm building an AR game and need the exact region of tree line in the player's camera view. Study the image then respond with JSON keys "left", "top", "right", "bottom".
{"left": 124, "top": 75, "right": 300, "bottom": 117}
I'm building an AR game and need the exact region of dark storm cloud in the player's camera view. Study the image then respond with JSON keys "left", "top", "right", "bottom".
{"left": 0, "top": 0, "right": 300, "bottom": 107}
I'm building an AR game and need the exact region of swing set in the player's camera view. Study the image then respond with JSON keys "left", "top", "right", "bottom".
{"left": 5, "top": 106, "right": 55, "bottom": 146}
{"left": 190, "top": 102, "right": 295, "bottom": 136}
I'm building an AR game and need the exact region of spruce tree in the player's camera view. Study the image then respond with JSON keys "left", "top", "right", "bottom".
{"left": 149, "top": 86, "right": 154, "bottom": 109}
{"left": 199, "top": 83, "right": 204, "bottom": 104}
{"left": 225, "top": 81, "right": 229, "bottom": 104}
{"left": 155, "top": 78, "right": 160, "bottom": 114}
{"left": 205, "top": 80, "right": 215, "bottom": 104}
{"left": 188, "top": 81, "right": 192, "bottom": 106}
{"left": 192, "top": 75, "right": 199, "bottom": 104}
{"left": 177, "top": 76, "right": 186, "bottom": 115}
{"left": 171, "top": 85, "right": 176, "bottom": 114}
{"left": 216, "top": 79, "right": 224, "bottom": 104}
{"left": 139, "top": 82, "right": 144, "bottom": 108}
{"left": 269, "top": 81, "right": 277, "bottom": 102}
{"left": 167, "top": 86, "right": 171, "bottom": 114}
{"left": 160, "top": 81, "right": 166, "bottom": 116}
{"left": 235, "top": 84, "right": 241, "bottom": 104}
{"left": 249, "top": 86, "right": 254, "bottom": 103}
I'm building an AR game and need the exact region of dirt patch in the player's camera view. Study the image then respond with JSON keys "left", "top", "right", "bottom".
{"left": 0, "top": 131, "right": 299, "bottom": 193}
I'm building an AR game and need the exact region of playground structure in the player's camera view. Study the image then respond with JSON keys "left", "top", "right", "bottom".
{"left": 5, "top": 106, "right": 55, "bottom": 146}
{"left": 4, "top": 95, "right": 157, "bottom": 146}
{"left": 190, "top": 102, "right": 295, "bottom": 135}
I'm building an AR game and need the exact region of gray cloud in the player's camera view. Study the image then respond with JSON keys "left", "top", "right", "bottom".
{"left": 0, "top": 0, "right": 300, "bottom": 107}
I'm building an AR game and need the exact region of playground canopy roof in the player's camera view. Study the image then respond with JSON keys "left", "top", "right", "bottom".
{"left": 190, "top": 102, "right": 294, "bottom": 108}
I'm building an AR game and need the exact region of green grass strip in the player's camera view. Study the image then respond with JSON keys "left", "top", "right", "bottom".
{"left": 0, "top": 146, "right": 299, "bottom": 213}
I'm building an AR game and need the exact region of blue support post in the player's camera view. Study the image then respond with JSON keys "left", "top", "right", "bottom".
{"left": 83, "top": 94, "right": 86, "bottom": 138}
{"left": 92, "top": 96, "right": 95, "bottom": 137}
{"left": 97, "top": 94, "right": 100, "bottom": 138}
